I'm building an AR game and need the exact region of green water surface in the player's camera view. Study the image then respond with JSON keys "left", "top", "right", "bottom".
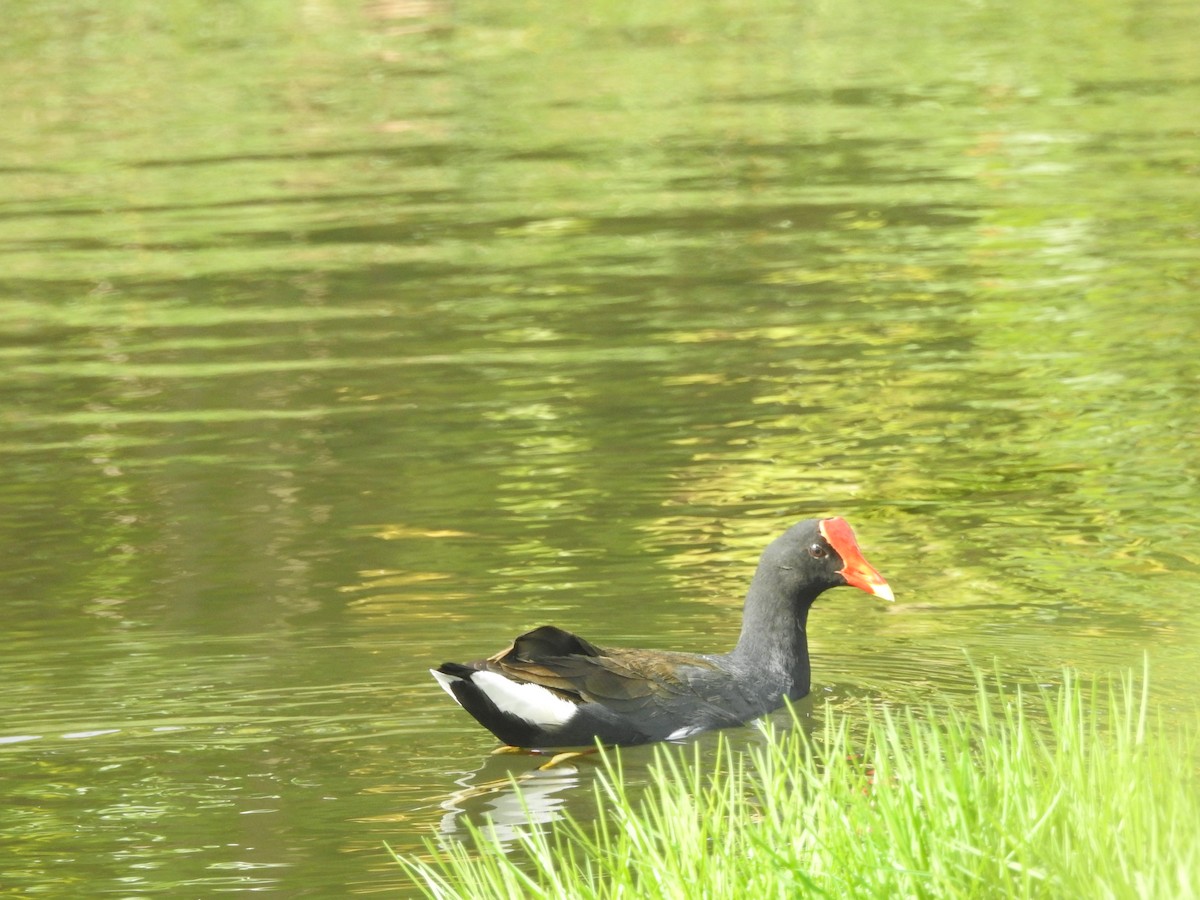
{"left": 2, "top": 0, "right": 1198, "bottom": 895}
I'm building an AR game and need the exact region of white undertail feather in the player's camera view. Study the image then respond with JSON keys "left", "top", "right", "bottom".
{"left": 429, "top": 669, "right": 464, "bottom": 707}
{"left": 469, "top": 671, "right": 579, "bottom": 728}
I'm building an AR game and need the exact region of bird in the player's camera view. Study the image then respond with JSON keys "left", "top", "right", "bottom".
{"left": 430, "top": 517, "right": 893, "bottom": 749}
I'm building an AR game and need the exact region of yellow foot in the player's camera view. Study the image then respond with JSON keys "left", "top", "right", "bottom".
{"left": 537, "top": 748, "right": 599, "bottom": 770}
{"left": 490, "top": 744, "right": 528, "bottom": 755}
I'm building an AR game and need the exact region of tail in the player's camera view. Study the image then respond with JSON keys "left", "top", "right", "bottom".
{"left": 429, "top": 663, "right": 475, "bottom": 707}
{"left": 428, "top": 664, "right": 579, "bottom": 747}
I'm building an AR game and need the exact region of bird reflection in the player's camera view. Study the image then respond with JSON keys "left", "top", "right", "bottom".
{"left": 435, "top": 750, "right": 592, "bottom": 847}
{"left": 431, "top": 703, "right": 820, "bottom": 849}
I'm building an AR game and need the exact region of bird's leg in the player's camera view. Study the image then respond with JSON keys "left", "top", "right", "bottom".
{"left": 537, "top": 747, "right": 600, "bottom": 770}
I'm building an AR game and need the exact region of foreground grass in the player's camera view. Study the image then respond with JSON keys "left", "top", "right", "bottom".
{"left": 398, "top": 666, "right": 1200, "bottom": 898}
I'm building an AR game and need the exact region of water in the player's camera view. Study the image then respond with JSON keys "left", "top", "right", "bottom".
{"left": 2, "top": 0, "right": 1198, "bottom": 894}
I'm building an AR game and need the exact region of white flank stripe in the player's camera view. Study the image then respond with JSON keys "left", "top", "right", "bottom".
{"left": 430, "top": 669, "right": 465, "bottom": 707}
{"left": 666, "top": 725, "right": 702, "bottom": 741}
{"left": 470, "top": 671, "right": 578, "bottom": 728}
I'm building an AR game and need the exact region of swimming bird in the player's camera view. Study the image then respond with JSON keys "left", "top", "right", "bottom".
{"left": 430, "top": 517, "right": 892, "bottom": 749}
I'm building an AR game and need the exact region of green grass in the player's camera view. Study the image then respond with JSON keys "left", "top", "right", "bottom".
{"left": 398, "top": 665, "right": 1200, "bottom": 899}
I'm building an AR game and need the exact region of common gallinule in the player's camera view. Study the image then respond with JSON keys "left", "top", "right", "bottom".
{"left": 431, "top": 517, "right": 892, "bottom": 749}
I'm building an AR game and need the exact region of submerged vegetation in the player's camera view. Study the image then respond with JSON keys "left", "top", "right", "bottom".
{"left": 399, "top": 666, "right": 1200, "bottom": 899}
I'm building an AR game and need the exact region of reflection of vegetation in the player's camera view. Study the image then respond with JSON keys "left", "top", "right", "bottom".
{"left": 3, "top": 0, "right": 1198, "bottom": 893}
{"left": 400, "top": 665, "right": 1200, "bottom": 898}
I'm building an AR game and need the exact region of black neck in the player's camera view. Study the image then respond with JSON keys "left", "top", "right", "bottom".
{"left": 726, "top": 563, "right": 818, "bottom": 701}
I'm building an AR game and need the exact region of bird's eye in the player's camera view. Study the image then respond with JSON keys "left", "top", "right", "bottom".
{"left": 808, "top": 542, "right": 829, "bottom": 559}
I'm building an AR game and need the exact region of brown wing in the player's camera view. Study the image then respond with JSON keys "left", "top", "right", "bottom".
{"left": 480, "top": 625, "right": 726, "bottom": 714}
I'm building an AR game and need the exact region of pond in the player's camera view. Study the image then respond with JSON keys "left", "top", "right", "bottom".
{"left": 2, "top": 0, "right": 1197, "bottom": 895}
